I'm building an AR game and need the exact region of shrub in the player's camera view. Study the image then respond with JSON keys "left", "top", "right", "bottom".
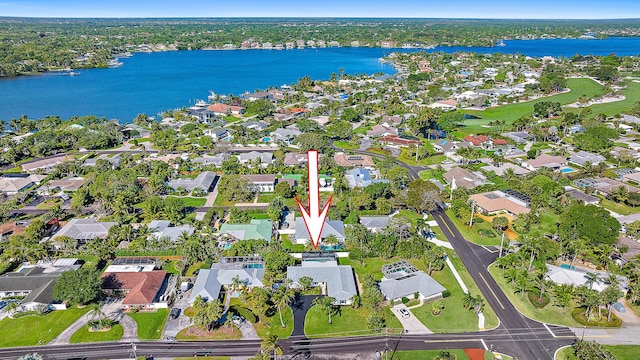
{"left": 401, "top": 297, "right": 409, "bottom": 304}
{"left": 477, "top": 229, "right": 496, "bottom": 238}
{"left": 442, "top": 290, "right": 451, "bottom": 298}
{"left": 474, "top": 218, "right": 484, "bottom": 224}
{"left": 571, "top": 307, "right": 622, "bottom": 327}
{"left": 527, "top": 292, "right": 550, "bottom": 308}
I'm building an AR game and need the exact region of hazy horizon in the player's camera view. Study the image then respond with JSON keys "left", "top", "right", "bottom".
{"left": 1, "top": 0, "right": 639, "bottom": 20}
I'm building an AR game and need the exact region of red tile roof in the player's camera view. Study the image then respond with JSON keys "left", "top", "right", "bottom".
{"left": 493, "top": 139, "right": 507, "bottom": 145}
{"left": 378, "top": 136, "right": 421, "bottom": 146}
{"left": 102, "top": 271, "right": 166, "bottom": 305}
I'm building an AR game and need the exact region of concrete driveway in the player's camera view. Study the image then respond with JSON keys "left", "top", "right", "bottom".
{"left": 391, "top": 304, "right": 432, "bottom": 335}
{"left": 162, "top": 290, "right": 193, "bottom": 338}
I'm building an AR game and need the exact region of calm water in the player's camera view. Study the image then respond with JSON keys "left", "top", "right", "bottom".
{"left": 2, "top": 37, "right": 640, "bottom": 122}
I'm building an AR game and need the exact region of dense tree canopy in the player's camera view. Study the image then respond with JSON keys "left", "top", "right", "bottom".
{"left": 559, "top": 204, "right": 621, "bottom": 245}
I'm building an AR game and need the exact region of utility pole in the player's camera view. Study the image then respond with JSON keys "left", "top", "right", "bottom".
{"left": 499, "top": 231, "right": 505, "bottom": 257}
{"left": 469, "top": 201, "right": 475, "bottom": 228}
{"left": 131, "top": 341, "right": 137, "bottom": 358}
{"left": 415, "top": 143, "right": 419, "bottom": 163}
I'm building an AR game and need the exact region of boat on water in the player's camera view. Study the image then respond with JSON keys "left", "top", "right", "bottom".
{"left": 107, "top": 59, "right": 124, "bottom": 68}
{"left": 496, "top": 39, "right": 506, "bottom": 47}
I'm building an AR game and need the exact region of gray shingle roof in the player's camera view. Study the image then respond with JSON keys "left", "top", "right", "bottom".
{"left": 379, "top": 271, "right": 446, "bottom": 300}
{"left": 53, "top": 218, "right": 117, "bottom": 240}
{"left": 167, "top": 171, "right": 217, "bottom": 192}
{"left": 287, "top": 261, "right": 357, "bottom": 302}
{"left": 359, "top": 216, "right": 391, "bottom": 231}
{"left": 294, "top": 218, "right": 345, "bottom": 241}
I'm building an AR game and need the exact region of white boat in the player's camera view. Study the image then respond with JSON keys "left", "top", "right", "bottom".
{"left": 497, "top": 39, "right": 506, "bottom": 47}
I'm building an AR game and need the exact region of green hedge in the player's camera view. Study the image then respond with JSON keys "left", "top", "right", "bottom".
{"left": 571, "top": 307, "right": 622, "bottom": 328}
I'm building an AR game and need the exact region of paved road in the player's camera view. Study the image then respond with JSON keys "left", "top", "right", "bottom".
{"left": 430, "top": 208, "right": 575, "bottom": 359}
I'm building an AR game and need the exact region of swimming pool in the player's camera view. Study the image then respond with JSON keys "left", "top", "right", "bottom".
{"left": 560, "top": 264, "right": 575, "bottom": 270}
{"left": 261, "top": 137, "right": 271, "bottom": 142}
{"left": 560, "top": 167, "right": 575, "bottom": 173}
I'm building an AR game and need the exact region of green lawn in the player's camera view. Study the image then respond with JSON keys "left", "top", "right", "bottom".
{"left": 162, "top": 260, "right": 182, "bottom": 275}
{"left": 177, "top": 325, "right": 242, "bottom": 340}
{"left": 598, "top": 196, "right": 638, "bottom": 216}
{"left": 128, "top": 309, "right": 169, "bottom": 340}
{"left": 0, "top": 307, "right": 89, "bottom": 347}
{"left": 253, "top": 305, "right": 294, "bottom": 339}
{"left": 333, "top": 140, "right": 360, "bottom": 150}
{"left": 419, "top": 169, "right": 445, "bottom": 183}
{"left": 555, "top": 347, "right": 577, "bottom": 360}
{"left": 445, "top": 210, "right": 502, "bottom": 246}
{"left": 391, "top": 349, "right": 470, "bottom": 360}
{"left": 281, "top": 236, "right": 305, "bottom": 252}
{"left": 339, "top": 257, "right": 397, "bottom": 281}
{"left": 186, "top": 261, "right": 211, "bottom": 276}
{"left": 257, "top": 193, "right": 279, "bottom": 203}
{"left": 582, "top": 81, "right": 640, "bottom": 117}
{"left": 461, "top": 78, "right": 604, "bottom": 135}
{"left": 69, "top": 323, "right": 124, "bottom": 343}
{"left": 604, "top": 345, "right": 640, "bottom": 360}
{"left": 398, "top": 149, "right": 446, "bottom": 166}
{"left": 410, "top": 252, "right": 498, "bottom": 333}
{"left": 166, "top": 196, "right": 207, "bottom": 207}
{"left": 304, "top": 305, "right": 402, "bottom": 338}
{"left": 488, "top": 264, "right": 582, "bottom": 327}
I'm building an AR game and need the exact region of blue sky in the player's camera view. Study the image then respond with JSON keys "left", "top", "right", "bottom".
{"left": 1, "top": 0, "right": 639, "bottom": 19}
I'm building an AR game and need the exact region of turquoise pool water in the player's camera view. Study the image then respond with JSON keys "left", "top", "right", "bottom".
{"left": 560, "top": 167, "right": 575, "bottom": 173}
{"left": 560, "top": 264, "right": 575, "bottom": 270}
{"left": 262, "top": 137, "right": 271, "bottom": 142}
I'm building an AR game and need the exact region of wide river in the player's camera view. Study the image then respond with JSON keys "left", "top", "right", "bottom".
{"left": 2, "top": 37, "right": 640, "bottom": 122}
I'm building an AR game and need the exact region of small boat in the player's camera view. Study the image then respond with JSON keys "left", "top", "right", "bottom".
{"left": 497, "top": 39, "right": 506, "bottom": 47}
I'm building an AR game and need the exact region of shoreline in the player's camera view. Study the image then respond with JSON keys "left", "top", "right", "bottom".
{"left": 4, "top": 36, "right": 639, "bottom": 80}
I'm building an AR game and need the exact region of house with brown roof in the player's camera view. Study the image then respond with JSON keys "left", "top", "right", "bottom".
{"left": 21, "top": 155, "right": 70, "bottom": 173}
{"left": 284, "top": 153, "right": 308, "bottom": 167}
{"left": 333, "top": 153, "right": 375, "bottom": 168}
{"left": 101, "top": 270, "right": 167, "bottom": 310}
{"left": 45, "top": 177, "right": 85, "bottom": 193}
{"left": 463, "top": 135, "right": 492, "bottom": 149}
{"left": 378, "top": 135, "right": 421, "bottom": 147}
{"left": 366, "top": 124, "right": 398, "bottom": 137}
{"left": 381, "top": 115, "right": 403, "bottom": 127}
{"left": 523, "top": 154, "right": 567, "bottom": 171}
{"left": 207, "top": 103, "right": 245, "bottom": 116}
{"left": 0, "top": 174, "right": 45, "bottom": 195}
{"left": 469, "top": 190, "right": 531, "bottom": 217}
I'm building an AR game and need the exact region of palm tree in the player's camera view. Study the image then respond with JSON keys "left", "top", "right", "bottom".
{"left": 88, "top": 302, "right": 106, "bottom": 329}
{"left": 273, "top": 285, "right": 294, "bottom": 328}
{"left": 554, "top": 284, "right": 574, "bottom": 314}
{"left": 260, "top": 333, "right": 283, "bottom": 360}
{"left": 313, "top": 296, "right": 338, "bottom": 324}
{"left": 578, "top": 287, "right": 600, "bottom": 322}
{"left": 585, "top": 272, "right": 600, "bottom": 290}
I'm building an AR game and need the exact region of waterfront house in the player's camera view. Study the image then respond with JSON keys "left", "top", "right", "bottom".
{"left": 207, "top": 103, "right": 244, "bottom": 116}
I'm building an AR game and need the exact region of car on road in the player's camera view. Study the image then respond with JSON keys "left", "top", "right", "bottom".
{"left": 169, "top": 308, "right": 181, "bottom": 319}
{"left": 398, "top": 308, "right": 410, "bottom": 318}
{"left": 193, "top": 351, "right": 212, "bottom": 357}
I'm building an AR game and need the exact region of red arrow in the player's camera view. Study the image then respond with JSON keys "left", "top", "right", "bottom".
{"left": 295, "top": 150, "right": 332, "bottom": 250}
